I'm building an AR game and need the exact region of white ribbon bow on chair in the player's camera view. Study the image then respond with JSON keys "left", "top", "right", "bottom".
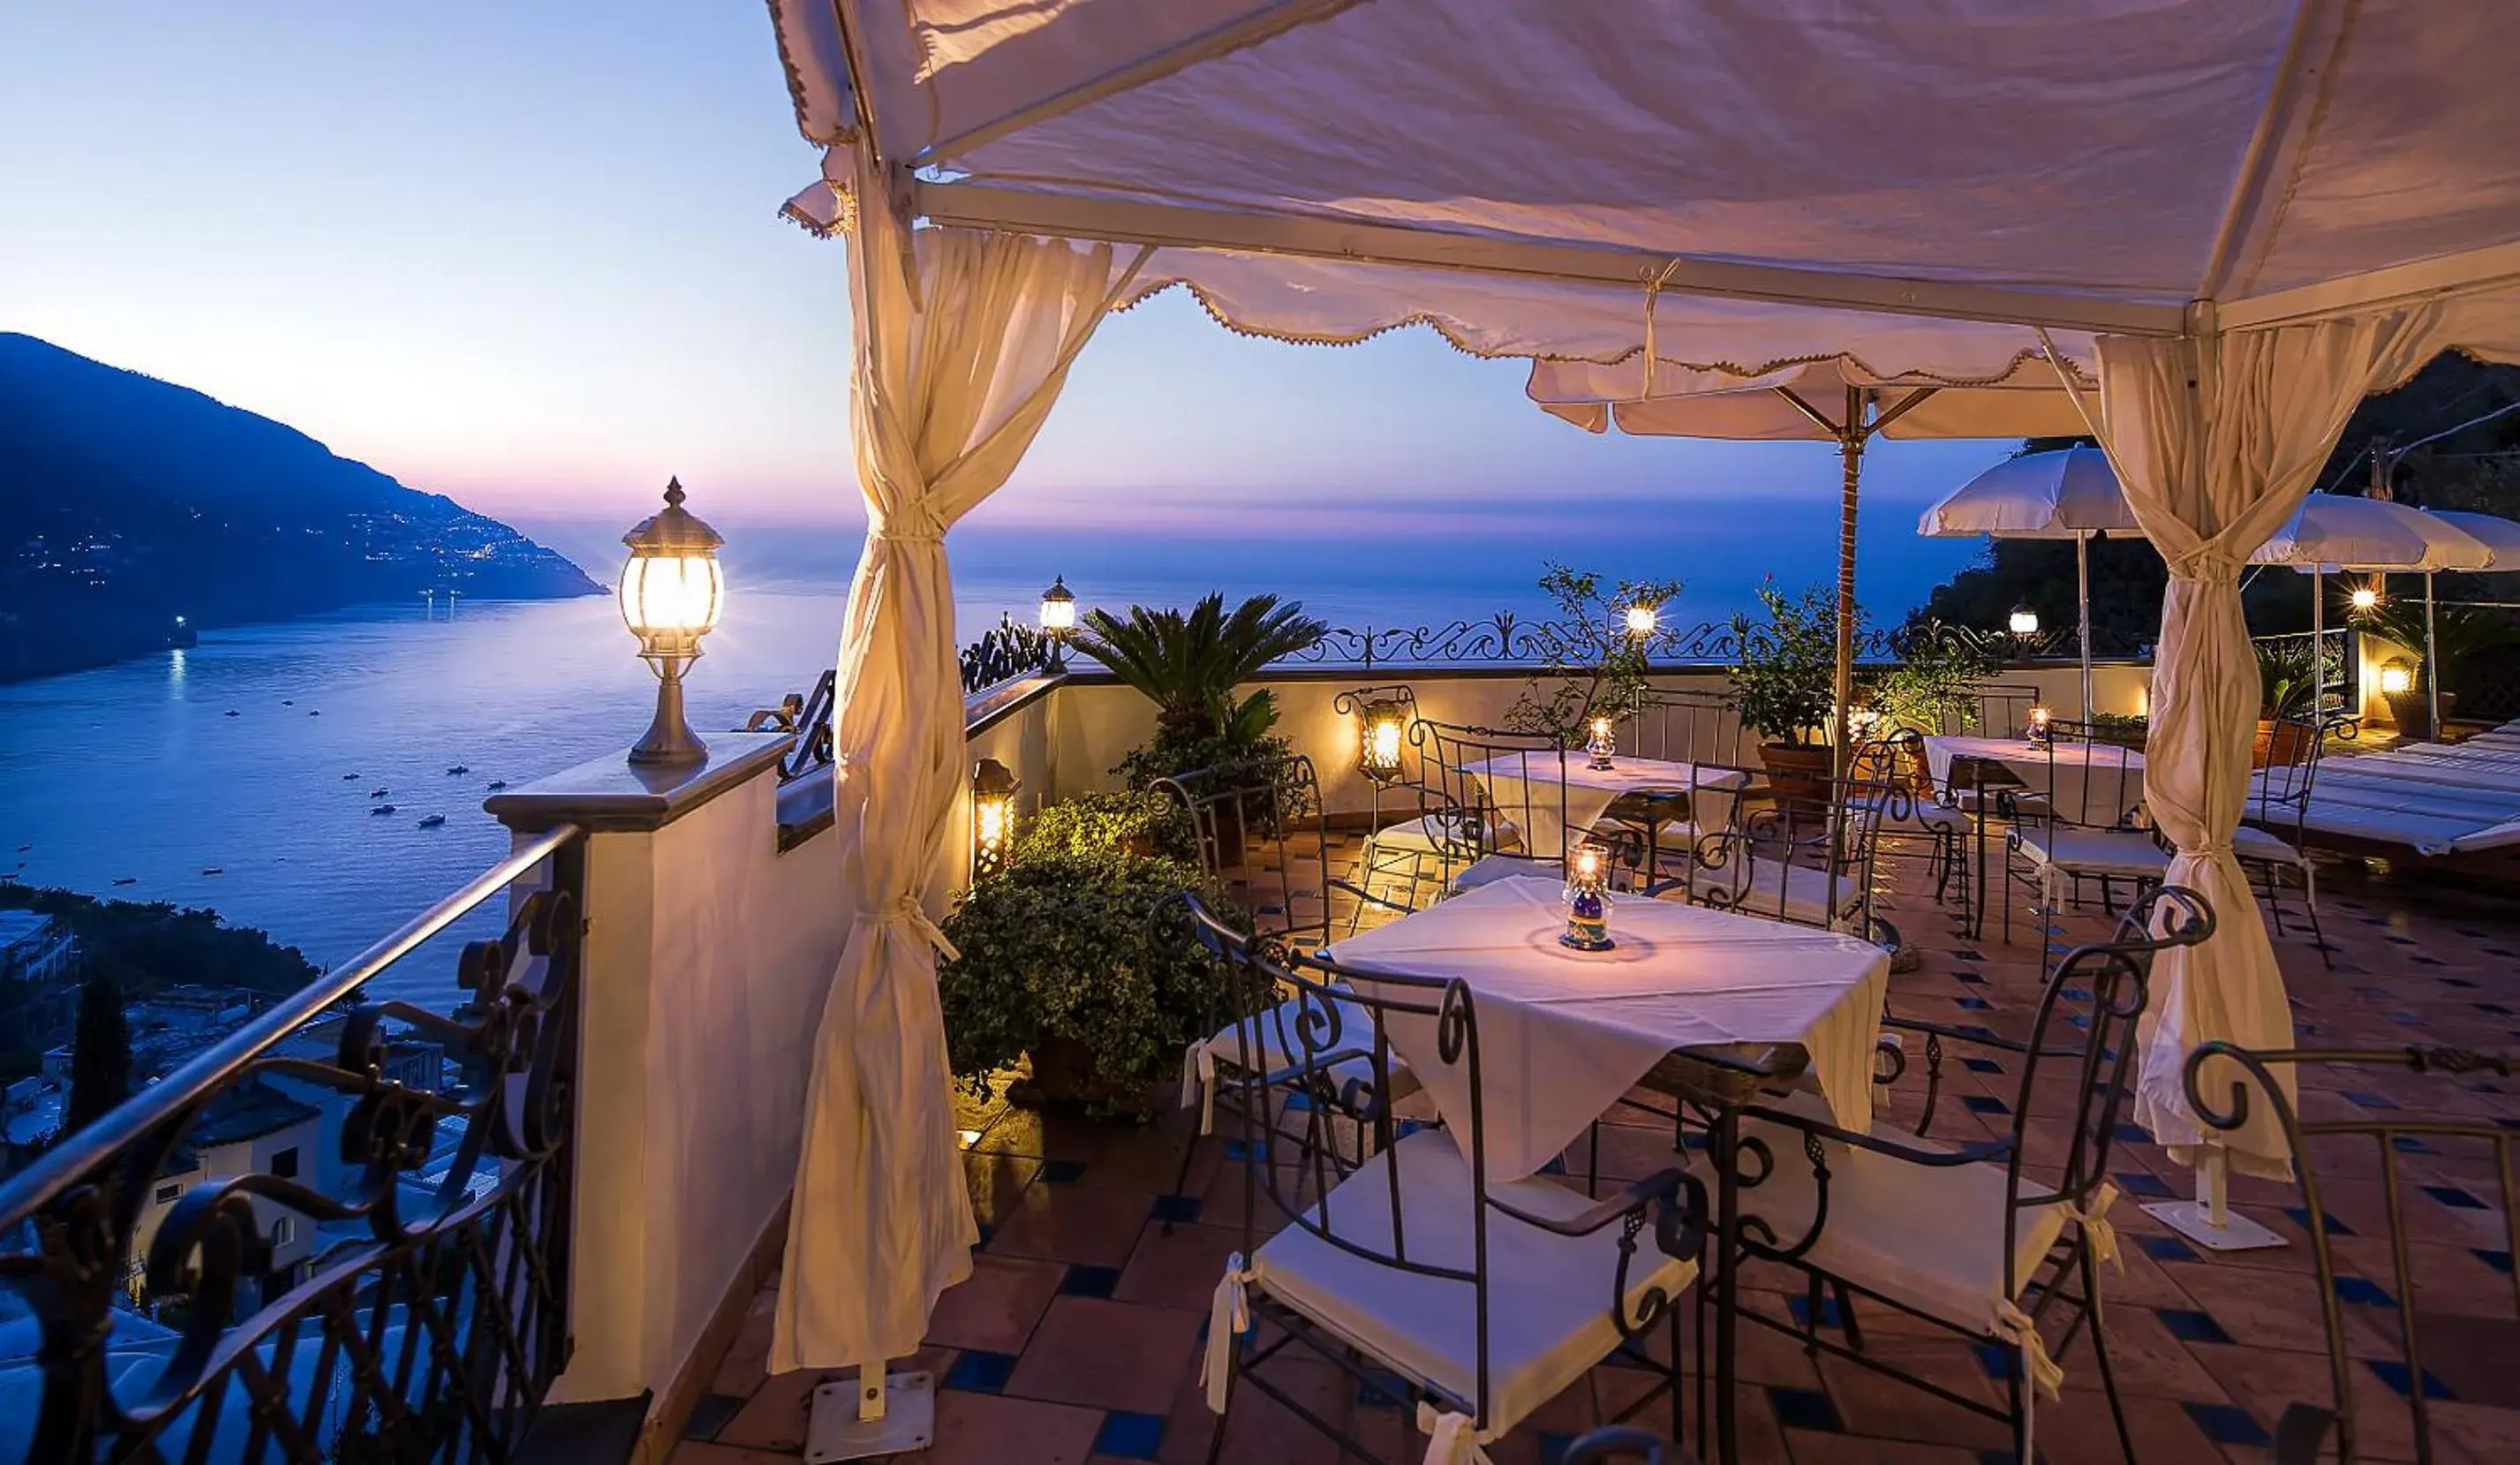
{"left": 1181, "top": 1039, "right": 1220, "bottom": 1135}
{"left": 1202, "top": 1255, "right": 1255, "bottom": 1412}
{"left": 2066, "top": 1179, "right": 2123, "bottom": 1269}
{"left": 1416, "top": 1404, "right": 1495, "bottom": 1465}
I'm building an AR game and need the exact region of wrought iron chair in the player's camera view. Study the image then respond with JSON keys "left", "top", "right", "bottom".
{"left": 1158, "top": 755, "right": 1416, "bottom": 1220}
{"left": 1720, "top": 885, "right": 2217, "bottom": 1464}
{"left": 1654, "top": 762, "right": 1896, "bottom": 950}
{"left": 1845, "top": 727, "right": 1974, "bottom": 913}
{"left": 1953, "top": 682, "right": 2048, "bottom": 739}
{"left": 1358, "top": 719, "right": 1572, "bottom": 909}
{"left": 1592, "top": 691, "right": 1752, "bottom": 883}
{"left": 2237, "top": 712, "right": 2339, "bottom": 968}
{"left": 2182, "top": 1040, "right": 2519, "bottom": 1465}
{"left": 2000, "top": 719, "right": 2166, "bottom": 961}
{"left": 1175, "top": 893, "right": 1707, "bottom": 1463}
{"left": 1559, "top": 1426, "right": 1702, "bottom": 1465}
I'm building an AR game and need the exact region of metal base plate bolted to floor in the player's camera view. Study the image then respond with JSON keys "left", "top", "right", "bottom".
{"left": 2142, "top": 1199, "right": 2288, "bottom": 1252}
{"left": 805, "top": 1372, "right": 936, "bottom": 1462}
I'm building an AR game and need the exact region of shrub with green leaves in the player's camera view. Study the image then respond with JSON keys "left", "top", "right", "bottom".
{"left": 1870, "top": 619, "right": 2001, "bottom": 733}
{"left": 1014, "top": 789, "right": 1196, "bottom": 864}
{"left": 1729, "top": 583, "right": 1850, "bottom": 747}
{"left": 1504, "top": 563, "right": 1686, "bottom": 743}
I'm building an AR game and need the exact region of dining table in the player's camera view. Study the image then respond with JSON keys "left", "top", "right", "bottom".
{"left": 1923, "top": 732, "right": 2147, "bottom": 938}
{"left": 1463, "top": 752, "right": 1751, "bottom": 874}
{"left": 1325, "top": 874, "right": 1891, "bottom": 1465}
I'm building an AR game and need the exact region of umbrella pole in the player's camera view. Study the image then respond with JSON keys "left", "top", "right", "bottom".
{"left": 1833, "top": 413, "right": 1863, "bottom": 778}
{"left": 2426, "top": 570, "right": 2441, "bottom": 738}
{"left": 2312, "top": 568, "right": 2324, "bottom": 715}
{"left": 2077, "top": 534, "right": 2095, "bottom": 719}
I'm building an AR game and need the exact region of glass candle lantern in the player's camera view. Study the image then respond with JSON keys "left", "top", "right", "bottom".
{"left": 1360, "top": 698, "right": 1409, "bottom": 783}
{"left": 2378, "top": 659, "right": 2414, "bottom": 695}
{"left": 619, "top": 478, "right": 726, "bottom": 766}
{"left": 1586, "top": 714, "right": 1616, "bottom": 770}
{"left": 2026, "top": 705, "right": 2052, "bottom": 744}
{"left": 1560, "top": 842, "right": 1614, "bottom": 951}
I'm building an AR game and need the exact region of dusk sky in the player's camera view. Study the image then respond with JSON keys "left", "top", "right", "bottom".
{"left": 1, "top": 2, "right": 2015, "bottom": 603}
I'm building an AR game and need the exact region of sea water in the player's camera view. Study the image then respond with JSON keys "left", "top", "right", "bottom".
{"left": 0, "top": 522, "right": 1983, "bottom": 1010}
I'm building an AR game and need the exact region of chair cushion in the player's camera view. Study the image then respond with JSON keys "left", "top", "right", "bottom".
{"left": 1448, "top": 854, "right": 1549, "bottom": 895}
{"left": 1733, "top": 1099, "right": 2069, "bottom": 1335}
{"left": 1251, "top": 1129, "right": 1696, "bottom": 1434}
{"left": 1365, "top": 812, "right": 1520, "bottom": 857}
{"left": 1666, "top": 859, "right": 1864, "bottom": 931}
{"left": 1199, "top": 992, "right": 1396, "bottom": 1089}
{"left": 2232, "top": 823, "right": 2306, "bottom": 867}
{"left": 1852, "top": 795, "right": 1968, "bottom": 834}
{"left": 2014, "top": 827, "right": 2169, "bottom": 879}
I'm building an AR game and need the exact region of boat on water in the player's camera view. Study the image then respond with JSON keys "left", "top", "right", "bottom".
{"left": 371, "top": 804, "right": 397, "bottom": 816}
{"left": 418, "top": 814, "right": 447, "bottom": 828}
{"left": 224, "top": 709, "right": 239, "bottom": 717}
{"left": 112, "top": 877, "right": 136, "bottom": 886}
{"left": 447, "top": 765, "right": 470, "bottom": 775}
{"left": 369, "top": 788, "right": 389, "bottom": 797}
{"left": 343, "top": 773, "right": 359, "bottom": 781}
{"left": 201, "top": 867, "right": 223, "bottom": 876}
{"left": 486, "top": 780, "right": 508, "bottom": 791}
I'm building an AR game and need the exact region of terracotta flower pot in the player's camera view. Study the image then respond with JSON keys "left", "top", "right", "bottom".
{"left": 2252, "top": 716, "right": 2311, "bottom": 769}
{"left": 1760, "top": 743, "right": 1834, "bottom": 809}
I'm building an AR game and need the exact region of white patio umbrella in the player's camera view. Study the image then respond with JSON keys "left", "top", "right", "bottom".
{"left": 1918, "top": 446, "right": 2141, "bottom": 717}
{"left": 2249, "top": 495, "right": 2494, "bottom": 733}
{"left": 2425, "top": 509, "right": 2520, "bottom": 570}
{"left": 1530, "top": 354, "right": 2091, "bottom": 761}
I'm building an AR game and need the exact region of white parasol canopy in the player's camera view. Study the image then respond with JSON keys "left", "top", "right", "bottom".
{"left": 2249, "top": 495, "right": 2496, "bottom": 574}
{"left": 2423, "top": 509, "right": 2520, "bottom": 571}
{"left": 1919, "top": 447, "right": 2145, "bottom": 717}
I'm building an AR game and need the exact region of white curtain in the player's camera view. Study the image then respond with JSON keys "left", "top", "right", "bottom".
{"left": 2094, "top": 309, "right": 2447, "bottom": 1178}
{"left": 771, "top": 147, "right": 1143, "bottom": 1371}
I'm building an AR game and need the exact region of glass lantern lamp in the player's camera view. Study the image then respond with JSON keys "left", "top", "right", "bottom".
{"left": 1038, "top": 575, "right": 1076, "bottom": 670}
{"left": 1357, "top": 698, "right": 1409, "bottom": 784}
{"left": 619, "top": 478, "right": 725, "bottom": 766}
{"left": 972, "top": 758, "right": 1021, "bottom": 880}
{"left": 2349, "top": 583, "right": 2380, "bottom": 614}
{"left": 1561, "top": 841, "right": 1614, "bottom": 951}
{"left": 1586, "top": 713, "right": 1617, "bottom": 771}
{"left": 1624, "top": 600, "right": 1659, "bottom": 639}
{"left": 2378, "top": 658, "right": 2414, "bottom": 695}
{"left": 2007, "top": 604, "right": 2041, "bottom": 638}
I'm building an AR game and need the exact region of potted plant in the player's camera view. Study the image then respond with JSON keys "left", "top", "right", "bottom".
{"left": 937, "top": 789, "right": 1259, "bottom": 1115}
{"left": 1870, "top": 618, "right": 2001, "bottom": 787}
{"left": 1503, "top": 563, "right": 1687, "bottom": 743}
{"left": 2251, "top": 637, "right": 2317, "bottom": 766}
{"left": 1727, "top": 584, "right": 1845, "bottom": 804}
{"left": 1077, "top": 593, "right": 1327, "bottom": 850}
{"left": 2354, "top": 600, "right": 2517, "bottom": 740}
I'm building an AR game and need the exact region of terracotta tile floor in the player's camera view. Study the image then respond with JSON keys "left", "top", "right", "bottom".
{"left": 678, "top": 835, "right": 2520, "bottom": 1465}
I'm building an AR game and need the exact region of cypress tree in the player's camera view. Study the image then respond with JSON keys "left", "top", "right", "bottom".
{"left": 64, "top": 971, "right": 132, "bottom": 1137}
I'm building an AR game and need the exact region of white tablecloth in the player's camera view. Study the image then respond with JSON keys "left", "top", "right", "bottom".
{"left": 1465, "top": 754, "right": 1750, "bottom": 861}
{"left": 1923, "top": 734, "right": 2146, "bottom": 826}
{"left": 1325, "top": 876, "right": 1890, "bottom": 1181}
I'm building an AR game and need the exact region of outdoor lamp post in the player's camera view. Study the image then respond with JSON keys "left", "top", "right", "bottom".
{"left": 619, "top": 478, "right": 725, "bottom": 766}
{"left": 2007, "top": 604, "right": 2041, "bottom": 638}
{"left": 1039, "top": 576, "right": 1076, "bottom": 670}
{"left": 972, "top": 759, "right": 1021, "bottom": 879}
{"left": 1625, "top": 600, "right": 1659, "bottom": 638}
{"left": 2350, "top": 583, "right": 2380, "bottom": 613}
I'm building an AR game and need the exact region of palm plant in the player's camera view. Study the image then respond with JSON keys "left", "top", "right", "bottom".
{"left": 1075, "top": 593, "right": 1328, "bottom": 781}
{"left": 2354, "top": 599, "right": 2519, "bottom": 691}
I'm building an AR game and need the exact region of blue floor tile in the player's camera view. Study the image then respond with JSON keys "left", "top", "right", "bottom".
{"left": 2365, "top": 1360, "right": 2456, "bottom": 1401}
{"left": 2154, "top": 1308, "right": 2230, "bottom": 1343}
{"left": 1956, "top": 996, "right": 1991, "bottom": 1010}
{"left": 2425, "top": 1184, "right": 2486, "bottom": 1210}
{"left": 2182, "top": 1403, "right": 2270, "bottom": 1446}
{"left": 1963, "top": 1095, "right": 2011, "bottom": 1115}
{"left": 1963, "top": 1056, "right": 2003, "bottom": 1074}
{"left": 1539, "top": 1434, "right": 1576, "bottom": 1465}
{"left": 1039, "top": 1159, "right": 1088, "bottom": 1184}
{"left": 1955, "top": 970, "right": 1988, "bottom": 985}
{"left": 1786, "top": 1294, "right": 1845, "bottom": 1330}
{"left": 2391, "top": 1136, "right": 2434, "bottom": 1154}
{"left": 2114, "top": 1122, "right": 2154, "bottom": 1144}
{"left": 2333, "top": 1275, "right": 2396, "bottom": 1307}
{"left": 2137, "top": 1234, "right": 2200, "bottom": 1264}
{"left": 1973, "top": 1341, "right": 2016, "bottom": 1382}
{"left": 683, "top": 1391, "right": 746, "bottom": 1440}
{"left": 1767, "top": 1386, "right": 1842, "bottom": 1432}
{"left": 2343, "top": 1091, "right": 2399, "bottom": 1109}
{"left": 1095, "top": 1411, "right": 1168, "bottom": 1460}
{"left": 1060, "top": 1265, "right": 1121, "bottom": 1298}
{"left": 1357, "top": 1371, "right": 1409, "bottom": 1408}
{"left": 944, "top": 1350, "right": 1019, "bottom": 1393}
{"left": 2475, "top": 1248, "right": 2512, "bottom": 1276}
{"left": 1539, "top": 1154, "right": 1569, "bottom": 1176}
{"left": 2283, "top": 1206, "right": 2354, "bottom": 1237}
{"left": 2115, "top": 1171, "right": 2175, "bottom": 1199}
{"left": 1225, "top": 1138, "right": 1270, "bottom": 1163}
{"left": 1151, "top": 1194, "right": 1203, "bottom": 1225}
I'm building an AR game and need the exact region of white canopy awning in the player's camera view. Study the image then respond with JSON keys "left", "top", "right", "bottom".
{"left": 773, "top": 0, "right": 2520, "bottom": 367}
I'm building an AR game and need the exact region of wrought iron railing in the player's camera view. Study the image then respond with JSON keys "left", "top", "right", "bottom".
{"left": 0, "top": 826, "right": 587, "bottom": 1464}
{"left": 1277, "top": 615, "right": 1918, "bottom": 668}
{"left": 748, "top": 670, "right": 837, "bottom": 783}
{"left": 960, "top": 615, "right": 1054, "bottom": 692}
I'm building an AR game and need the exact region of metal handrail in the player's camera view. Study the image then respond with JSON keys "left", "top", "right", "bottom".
{"left": 0, "top": 821, "right": 584, "bottom": 1226}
